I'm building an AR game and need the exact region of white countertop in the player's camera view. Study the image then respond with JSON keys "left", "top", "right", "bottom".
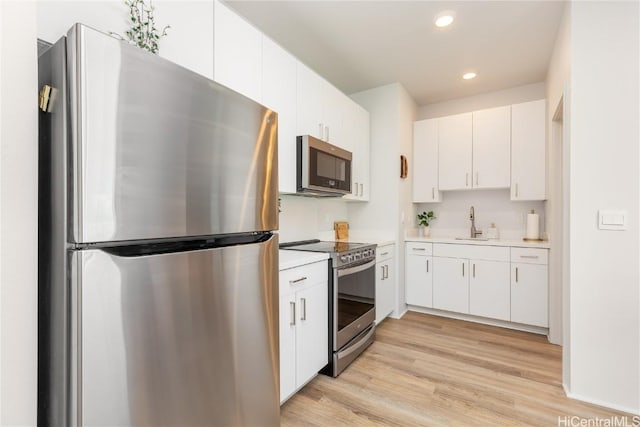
{"left": 279, "top": 250, "right": 329, "bottom": 270}
{"left": 405, "top": 236, "right": 550, "bottom": 249}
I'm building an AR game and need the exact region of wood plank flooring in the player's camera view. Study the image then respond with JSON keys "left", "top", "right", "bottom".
{"left": 281, "top": 312, "right": 632, "bottom": 426}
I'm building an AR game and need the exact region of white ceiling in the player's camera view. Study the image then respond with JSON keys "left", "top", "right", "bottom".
{"left": 224, "top": 1, "right": 566, "bottom": 105}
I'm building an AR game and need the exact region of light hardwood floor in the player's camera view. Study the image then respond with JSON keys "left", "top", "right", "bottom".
{"left": 281, "top": 312, "right": 632, "bottom": 426}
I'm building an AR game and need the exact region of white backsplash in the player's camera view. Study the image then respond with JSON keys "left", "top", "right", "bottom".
{"left": 414, "top": 189, "right": 546, "bottom": 240}
{"left": 277, "top": 195, "right": 348, "bottom": 243}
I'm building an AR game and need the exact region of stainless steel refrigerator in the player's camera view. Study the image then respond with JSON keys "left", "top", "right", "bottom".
{"left": 38, "top": 24, "right": 279, "bottom": 426}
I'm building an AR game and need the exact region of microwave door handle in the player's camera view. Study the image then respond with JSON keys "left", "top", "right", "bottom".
{"left": 337, "top": 259, "right": 376, "bottom": 278}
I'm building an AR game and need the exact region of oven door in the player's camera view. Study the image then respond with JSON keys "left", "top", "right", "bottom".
{"left": 334, "top": 259, "right": 376, "bottom": 350}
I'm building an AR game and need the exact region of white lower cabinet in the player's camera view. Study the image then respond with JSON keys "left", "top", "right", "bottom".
{"left": 375, "top": 244, "right": 395, "bottom": 323}
{"left": 433, "top": 257, "right": 469, "bottom": 313}
{"left": 279, "top": 260, "right": 328, "bottom": 404}
{"left": 407, "top": 242, "right": 549, "bottom": 330}
{"left": 511, "top": 247, "right": 549, "bottom": 327}
{"left": 405, "top": 242, "right": 433, "bottom": 307}
{"left": 469, "top": 260, "right": 510, "bottom": 321}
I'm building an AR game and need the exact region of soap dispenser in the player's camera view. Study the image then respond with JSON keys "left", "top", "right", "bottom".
{"left": 486, "top": 223, "right": 499, "bottom": 239}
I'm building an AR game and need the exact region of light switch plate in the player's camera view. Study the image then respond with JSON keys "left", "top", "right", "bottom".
{"left": 598, "top": 210, "right": 627, "bottom": 230}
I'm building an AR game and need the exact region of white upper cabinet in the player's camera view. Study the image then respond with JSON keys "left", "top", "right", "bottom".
{"left": 413, "top": 119, "right": 441, "bottom": 202}
{"left": 296, "top": 62, "right": 325, "bottom": 140}
{"left": 296, "top": 63, "right": 350, "bottom": 148}
{"left": 262, "top": 37, "right": 297, "bottom": 194}
{"left": 511, "top": 99, "right": 546, "bottom": 201}
{"left": 343, "top": 102, "right": 370, "bottom": 201}
{"left": 213, "top": 0, "right": 262, "bottom": 102}
{"left": 472, "top": 106, "right": 511, "bottom": 189}
{"left": 321, "top": 83, "right": 347, "bottom": 148}
{"left": 438, "top": 113, "right": 473, "bottom": 190}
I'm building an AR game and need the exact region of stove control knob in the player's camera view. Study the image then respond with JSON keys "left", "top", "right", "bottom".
{"left": 340, "top": 255, "right": 349, "bottom": 263}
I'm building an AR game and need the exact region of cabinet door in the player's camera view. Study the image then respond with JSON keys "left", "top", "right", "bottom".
{"left": 511, "top": 263, "right": 548, "bottom": 327}
{"left": 469, "top": 260, "right": 510, "bottom": 321}
{"left": 472, "top": 106, "right": 511, "bottom": 189}
{"left": 375, "top": 261, "right": 395, "bottom": 323}
{"left": 413, "top": 119, "right": 441, "bottom": 202}
{"left": 433, "top": 257, "right": 469, "bottom": 313}
{"left": 262, "top": 37, "right": 297, "bottom": 193}
{"left": 322, "top": 84, "right": 346, "bottom": 147}
{"left": 511, "top": 99, "right": 546, "bottom": 200}
{"left": 438, "top": 113, "right": 472, "bottom": 190}
{"left": 213, "top": 0, "right": 262, "bottom": 102}
{"left": 279, "top": 293, "right": 297, "bottom": 403}
{"left": 405, "top": 254, "right": 433, "bottom": 307}
{"left": 344, "top": 103, "right": 370, "bottom": 201}
{"left": 295, "top": 282, "right": 328, "bottom": 387}
{"left": 296, "top": 63, "right": 324, "bottom": 139}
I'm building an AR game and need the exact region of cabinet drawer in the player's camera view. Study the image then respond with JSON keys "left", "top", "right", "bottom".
{"left": 511, "top": 247, "right": 548, "bottom": 265}
{"left": 376, "top": 244, "right": 395, "bottom": 262}
{"left": 433, "top": 243, "right": 509, "bottom": 262}
{"left": 280, "top": 260, "right": 328, "bottom": 296}
{"left": 406, "top": 242, "right": 433, "bottom": 256}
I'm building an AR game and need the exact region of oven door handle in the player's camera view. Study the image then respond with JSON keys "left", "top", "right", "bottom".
{"left": 337, "top": 259, "right": 376, "bottom": 277}
{"left": 337, "top": 326, "right": 376, "bottom": 359}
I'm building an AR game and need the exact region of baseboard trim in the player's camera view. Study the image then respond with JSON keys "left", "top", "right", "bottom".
{"left": 407, "top": 306, "right": 550, "bottom": 336}
{"left": 390, "top": 308, "right": 408, "bottom": 320}
{"left": 564, "top": 390, "right": 640, "bottom": 416}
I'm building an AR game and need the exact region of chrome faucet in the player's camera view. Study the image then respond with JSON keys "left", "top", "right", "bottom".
{"left": 470, "top": 206, "right": 482, "bottom": 238}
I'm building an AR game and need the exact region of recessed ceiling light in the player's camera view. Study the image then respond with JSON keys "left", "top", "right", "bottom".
{"left": 462, "top": 72, "right": 477, "bottom": 80}
{"left": 434, "top": 11, "right": 455, "bottom": 28}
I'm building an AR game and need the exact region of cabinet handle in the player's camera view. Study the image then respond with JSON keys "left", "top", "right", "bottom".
{"left": 475, "top": 172, "right": 479, "bottom": 186}
{"left": 360, "top": 183, "right": 363, "bottom": 196}
{"left": 515, "top": 183, "right": 519, "bottom": 198}
{"left": 290, "top": 301, "right": 296, "bottom": 326}
{"left": 325, "top": 125, "right": 330, "bottom": 141}
{"left": 354, "top": 182, "right": 359, "bottom": 196}
{"left": 432, "top": 187, "right": 435, "bottom": 199}
{"left": 413, "top": 248, "right": 426, "bottom": 251}
{"left": 520, "top": 255, "right": 539, "bottom": 259}
{"left": 515, "top": 267, "right": 519, "bottom": 283}
{"left": 289, "top": 276, "right": 307, "bottom": 284}
{"left": 384, "top": 265, "right": 389, "bottom": 279}
{"left": 318, "top": 123, "right": 323, "bottom": 138}
{"left": 380, "top": 265, "right": 385, "bottom": 280}
{"left": 466, "top": 173, "right": 469, "bottom": 187}
{"left": 426, "top": 259, "right": 429, "bottom": 273}
{"left": 301, "top": 297, "right": 307, "bottom": 320}
{"left": 473, "top": 263, "right": 476, "bottom": 278}
{"left": 380, "top": 252, "right": 389, "bottom": 256}
{"left": 462, "top": 262, "right": 465, "bottom": 277}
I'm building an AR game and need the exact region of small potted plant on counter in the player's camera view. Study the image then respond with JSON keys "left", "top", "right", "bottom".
{"left": 417, "top": 211, "right": 436, "bottom": 237}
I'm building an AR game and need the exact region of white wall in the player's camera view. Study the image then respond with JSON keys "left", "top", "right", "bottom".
{"left": 0, "top": 2, "right": 39, "bottom": 425}
{"left": 396, "top": 85, "right": 417, "bottom": 316}
{"left": 568, "top": 0, "right": 639, "bottom": 414}
{"left": 37, "top": 1, "right": 214, "bottom": 79}
{"left": 349, "top": 84, "right": 401, "bottom": 234}
{"left": 349, "top": 83, "right": 417, "bottom": 316}
{"left": 416, "top": 190, "right": 545, "bottom": 240}
{"left": 417, "top": 82, "right": 545, "bottom": 120}
{"left": 545, "top": 2, "right": 571, "bottom": 349}
{"left": 277, "top": 195, "right": 348, "bottom": 244}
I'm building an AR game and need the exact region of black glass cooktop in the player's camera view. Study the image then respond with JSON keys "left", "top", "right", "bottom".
{"left": 280, "top": 240, "right": 371, "bottom": 253}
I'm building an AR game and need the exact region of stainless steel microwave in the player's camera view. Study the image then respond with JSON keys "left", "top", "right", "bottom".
{"left": 297, "top": 135, "right": 352, "bottom": 197}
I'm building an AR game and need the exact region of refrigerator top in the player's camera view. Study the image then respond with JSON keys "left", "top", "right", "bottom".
{"left": 55, "top": 24, "right": 278, "bottom": 244}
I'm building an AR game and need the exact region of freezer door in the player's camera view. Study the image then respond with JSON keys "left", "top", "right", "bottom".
{"left": 73, "top": 236, "right": 279, "bottom": 426}
{"left": 66, "top": 24, "right": 278, "bottom": 243}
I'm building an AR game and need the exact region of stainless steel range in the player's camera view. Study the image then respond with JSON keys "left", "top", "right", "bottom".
{"left": 281, "top": 240, "right": 377, "bottom": 376}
